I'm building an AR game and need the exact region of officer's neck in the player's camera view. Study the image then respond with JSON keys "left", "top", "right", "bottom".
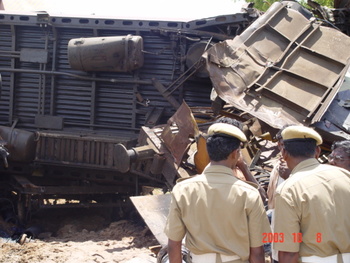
{"left": 285, "top": 156, "right": 313, "bottom": 171}
{"left": 210, "top": 150, "right": 238, "bottom": 170}
{"left": 210, "top": 159, "right": 236, "bottom": 170}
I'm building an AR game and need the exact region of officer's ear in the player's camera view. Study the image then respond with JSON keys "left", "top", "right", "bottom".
{"left": 281, "top": 145, "right": 288, "bottom": 161}
{"left": 315, "top": 146, "right": 321, "bottom": 158}
{"left": 230, "top": 147, "right": 240, "bottom": 160}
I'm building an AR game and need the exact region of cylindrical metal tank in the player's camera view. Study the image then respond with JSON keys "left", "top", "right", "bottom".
{"left": 68, "top": 35, "right": 144, "bottom": 72}
{"left": 0, "top": 126, "right": 37, "bottom": 162}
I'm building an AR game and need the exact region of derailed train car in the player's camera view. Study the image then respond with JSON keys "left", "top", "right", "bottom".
{"left": 1, "top": 0, "right": 350, "bottom": 229}
{"left": 0, "top": 4, "right": 259, "bottom": 223}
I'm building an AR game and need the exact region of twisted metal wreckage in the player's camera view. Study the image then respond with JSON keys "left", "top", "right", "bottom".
{"left": 129, "top": 1, "right": 350, "bottom": 260}
{"left": 0, "top": 0, "right": 349, "bottom": 250}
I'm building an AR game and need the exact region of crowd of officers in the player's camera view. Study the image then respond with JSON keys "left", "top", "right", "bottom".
{"left": 164, "top": 118, "right": 350, "bottom": 263}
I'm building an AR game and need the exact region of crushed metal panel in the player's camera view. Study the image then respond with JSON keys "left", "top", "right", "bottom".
{"left": 133, "top": 126, "right": 193, "bottom": 187}
{"left": 314, "top": 89, "right": 350, "bottom": 140}
{"left": 204, "top": 1, "right": 350, "bottom": 129}
{"left": 161, "top": 102, "right": 199, "bottom": 166}
{"left": 130, "top": 194, "right": 171, "bottom": 247}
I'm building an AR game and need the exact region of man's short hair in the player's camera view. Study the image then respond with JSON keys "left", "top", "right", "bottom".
{"left": 281, "top": 126, "right": 322, "bottom": 157}
{"left": 206, "top": 122, "right": 247, "bottom": 162}
{"left": 283, "top": 139, "right": 317, "bottom": 157}
{"left": 207, "top": 136, "right": 241, "bottom": 161}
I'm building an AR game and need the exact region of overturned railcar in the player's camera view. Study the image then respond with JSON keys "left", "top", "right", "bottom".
{"left": 0, "top": 7, "right": 258, "bottom": 222}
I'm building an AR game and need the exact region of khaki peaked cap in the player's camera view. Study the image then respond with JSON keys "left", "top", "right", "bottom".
{"left": 281, "top": 126, "right": 322, "bottom": 145}
{"left": 207, "top": 123, "right": 247, "bottom": 142}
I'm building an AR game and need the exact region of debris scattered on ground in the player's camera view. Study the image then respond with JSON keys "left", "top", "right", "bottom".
{"left": 0, "top": 209, "right": 159, "bottom": 263}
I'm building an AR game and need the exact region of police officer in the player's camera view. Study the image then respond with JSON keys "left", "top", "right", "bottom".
{"left": 273, "top": 126, "right": 350, "bottom": 263}
{"left": 164, "top": 122, "right": 271, "bottom": 263}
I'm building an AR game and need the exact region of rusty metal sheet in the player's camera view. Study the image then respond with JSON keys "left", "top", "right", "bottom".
{"left": 130, "top": 194, "right": 171, "bottom": 246}
{"left": 135, "top": 126, "right": 192, "bottom": 186}
{"left": 161, "top": 102, "right": 199, "bottom": 166}
{"left": 204, "top": 1, "right": 350, "bottom": 130}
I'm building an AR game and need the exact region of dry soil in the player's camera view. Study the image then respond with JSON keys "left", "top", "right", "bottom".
{"left": 0, "top": 208, "right": 159, "bottom": 263}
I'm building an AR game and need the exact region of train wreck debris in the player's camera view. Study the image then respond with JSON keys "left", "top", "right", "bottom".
{"left": 204, "top": 1, "right": 350, "bottom": 132}
{"left": 123, "top": 1, "right": 350, "bottom": 189}
{"left": 0, "top": 2, "right": 259, "bottom": 227}
{"left": 0, "top": 0, "right": 350, "bottom": 246}
{"left": 126, "top": 1, "right": 350, "bottom": 251}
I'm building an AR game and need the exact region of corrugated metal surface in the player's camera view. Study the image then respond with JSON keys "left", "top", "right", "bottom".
{"left": 0, "top": 24, "right": 12, "bottom": 124}
{"left": 15, "top": 26, "right": 47, "bottom": 128}
{"left": 0, "top": 12, "right": 250, "bottom": 135}
{"left": 35, "top": 132, "right": 131, "bottom": 168}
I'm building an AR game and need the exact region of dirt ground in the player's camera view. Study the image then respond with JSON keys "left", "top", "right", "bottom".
{"left": 0, "top": 208, "right": 159, "bottom": 263}
{"left": 0, "top": 207, "right": 272, "bottom": 263}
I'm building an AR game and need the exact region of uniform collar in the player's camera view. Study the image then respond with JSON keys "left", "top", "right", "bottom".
{"left": 290, "top": 158, "right": 320, "bottom": 177}
{"left": 203, "top": 163, "right": 235, "bottom": 177}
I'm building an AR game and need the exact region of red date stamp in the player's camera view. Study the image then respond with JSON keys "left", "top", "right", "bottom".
{"left": 292, "top": 232, "right": 302, "bottom": 243}
{"left": 262, "top": 233, "right": 322, "bottom": 243}
{"left": 262, "top": 233, "right": 284, "bottom": 243}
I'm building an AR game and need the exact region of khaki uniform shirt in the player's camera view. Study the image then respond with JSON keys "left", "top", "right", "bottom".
{"left": 164, "top": 164, "right": 271, "bottom": 261}
{"left": 274, "top": 159, "right": 350, "bottom": 258}
{"left": 267, "top": 161, "right": 284, "bottom": 210}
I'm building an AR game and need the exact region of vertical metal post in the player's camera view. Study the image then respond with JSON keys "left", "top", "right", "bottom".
{"left": 9, "top": 25, "right": 16, "bottom": 124}
{"left": 50, "top": 27, "right": 58, "bottom": 116}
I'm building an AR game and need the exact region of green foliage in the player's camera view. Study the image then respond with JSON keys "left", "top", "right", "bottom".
{"left": 239, "top": 0, "right": 335, "bottom": 12}
{"left": 299, "top": 0, "right": 334, "bottom": 8}
{"left": 248, "top": 0, "right": 278, "bottom": 11}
